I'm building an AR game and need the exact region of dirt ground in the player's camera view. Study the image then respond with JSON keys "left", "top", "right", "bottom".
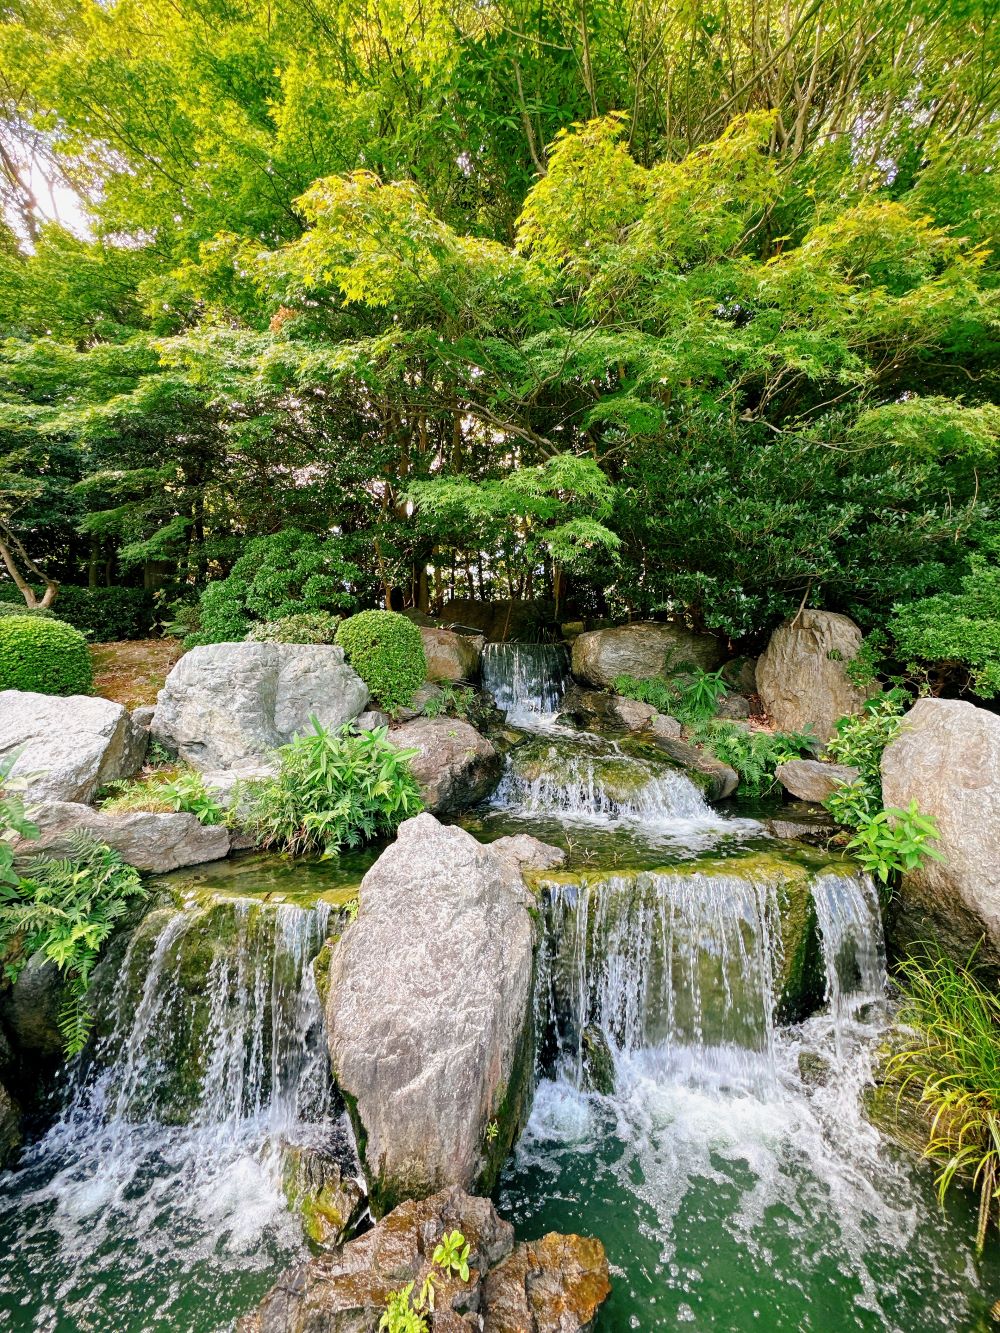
{"left": 90, "top": 638, "right": 183, "bottom": 709}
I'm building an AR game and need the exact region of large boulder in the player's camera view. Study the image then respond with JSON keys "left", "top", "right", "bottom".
{"left": 775, "top": 759, "right": 859, "bottom": 803}
{"left": 151, "top": 643, "right": 368, "bottom": 770}
{"left": 881, "top": 698, "right": 1000, "bottom": 966}
{"left": 756, "top": 611, "right": 869, "bottom": 743}
{"left": 420, "top": 627, "right": 483, "bottom": 682}
{"left": 17, "top": 801, "right": 230, "bottom": 873}
{"left": 392, "top": 718, "right": 502, "bottom": 814}
{"left": 240, "top": 1186, "right": 609, "bottom": 1333}
{"left": 326, "top": 816, "right": 536, "bottom": 1214}
{"left": 0, "top": 691, "right": 146, "bottom": 804}
{"left": 571, "top": 622, "right": 722, "bottom": 690}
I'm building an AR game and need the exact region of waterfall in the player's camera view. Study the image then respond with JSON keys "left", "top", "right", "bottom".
{"left": 534, "top": 866, "right": 884, "bottom": 1094}
{"left": 481, "top": 642, "right": 570, "bottom": 720}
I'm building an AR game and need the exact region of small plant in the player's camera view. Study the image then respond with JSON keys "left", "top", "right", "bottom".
{"left": 824, "top": 777, "right": 880, "bottom": 830}
{"left": 676, "top": 666, "right": 729, "bottom": 722}
{"left": 887, "top": 948, "right": 1000, "bottom": 1252}
{"left": 691, "top": 720, "right": 815, "bottom": 795}
{"left": 336, "top": 610, "right": 427, "bottom": 711}
{"left": 823, "top": 692, "right": 910, "bottom": 833}
{"left": 246, "top": 611, "right": 342, "bottom": 644}
{"left": 0, "top": 753, "right": 37, "bottom": 887}
{"left": 844, "top": 800, "right": 944, "bottom": 883}
{"left": 433, "top": 1230, "right": 471, "bottom": 1282}
{"left": 245, "top": 717, "right": 423, "bottom": 857}
{"left": 380, "top": 1228, "right": 472, "bottom": 1330}
{"left": 613, "top": 673, "right": 679, "bottom": 716}
{"left": 421, "top": 683, "right": 475, "bottom": 719}
{"left": 0, "top": 615, "right": 94, "bottom": 695}
{"left": 484, "top": 1118, "right": 499, "bottom": 1144}
{"left": 0, "top": 833, "right": 147, "bottom": 1055}
{"left": 379, "top": 1284, "right": 427, "bottom": 1333}
{"left": 344, "top": 895, "right": 360, "bottom": 922}
{"left": 101, "top": 768, "right": 225, "bottom": 825}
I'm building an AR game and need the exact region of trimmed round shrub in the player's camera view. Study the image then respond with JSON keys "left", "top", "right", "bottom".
{"left": 0, "top": 602, "right": 56, "bottom": 619}
{"left": 246, "top": 611, "right": 341, "bottom": 645}
{"left": 0, "top": 616, "right": 94, "bottom": 695}
{"left": 335, "top": 610, "right": 426, "bottom": 710}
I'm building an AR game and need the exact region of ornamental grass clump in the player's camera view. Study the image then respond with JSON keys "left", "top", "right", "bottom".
{"left": 335, "top": 610, "right": 426, "bottom": 710}
{"left": 0, "top": 615, "right": 93, "bottom": 695}
{"left": 888, "top": 948, "right": 1000, "bottom": 1252}
{"left": 245, "top": 717, "right": 423, "bottom": 857}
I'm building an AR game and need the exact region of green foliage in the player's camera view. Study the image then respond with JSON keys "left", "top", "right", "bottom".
{"left": 0, "top": 753, "right": 37, "bottom": 888}
{"left": 614, "top": 666, "right": 728, "bottom": 726}
{"left": 245, "top": 718, "right": 423, "bottom": 857}
{"left": 612, "top": 674, "right": 679, "bottom": 717}
{"left": 432, "top": 1231, "right": 471, "bottom": 1283}
{"left": 886, "top": 948, "right": 1000, "bottom": 1252}
{"left": 421, "top": 683, "right": 475, "bottom": 720}
{"left": 48, "top": 586, "right": 153, "bottom": 642}
{"left": 844, "top": 801, "right": 944, "bottom": 884}
{"left": 692, "top": 721, "right": 815, "bottom": 796}
{"left": 823, "top": 693, "right": 907, "bottom": 828}
{"left": 335, "top": 611, "right": 426, "bottom": 711}
{"left": 0, "top": 834, "right": 147, "bottom": 1055}
{"left": 0, "top": 615, "right": 93, "bottom": 695}
{"left": 379, "top": 1285, "right": 427, "bottom": 1333}
{"left": 890, "top": 563, "right": 1000, "bottom": 698}
{"left": 379, "top": 1229, "right": 471, "bottom": 1329}
{"left": 102, "top": 768, "right": 225, "bottom": 826}
{"left": 246, "top": 611, "right": 341, "bottom": 644}
{"left": 192, "top": 530, "right": 360, "bottom": 645}
{"left": 0, "top": 602, "right": 55, "bottom": 618}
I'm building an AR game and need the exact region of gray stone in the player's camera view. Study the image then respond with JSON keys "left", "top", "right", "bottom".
{"left": 717, "top": 693, "right": 751, "bottom": 720}
{"left": 0, "top": 691, "right": 146, "bottom": 804}
{"left": 721, "top": 656, "right": 759, "bottom": 697}
{"left": 201, "top": 760, "right": 279, "bottom": 812}
{"left": 571, "top": 621, "right": 723, "bottom": 689}
{"left": 644, "top": 734, "right": 739, "bottom": 800}
{"left": 421, "top": 626, "right": 483, "bottom": 682}
{"left": 151, "top": 643, "right": 369, "bottom": 770}
{"left": 392, "top": 718, "right": 502, "bottom": 814}
{"left": 0, "top": 1081, "right": 20, "bottom": 1168}
{"left": 130, "top": 705, "right": 156, "bottom": 730}
{"left": 881, "top": 698, "right": 1000, "bottom": 967}
{"left": 482, "top": 1232, "right": 611, "bottom": 1333}
{"left": 354, "top": 709, "right": 391, "bottom": 732}
{"left": 280, "top": 1142, "right": 365, "bottom": 1250}
{"left": 775, "top": 759, "right": 859, "bottom": 803}
{"left": 394, "top": 682, "right": 443, "bottom": 721}
{"left": 240, "top": 1186, "right": 516, "bottom": 1333}
{"left": 490, "top": 834, "right": 566, "bottom": 872}
{"left": 326, "top": 816, "right": 536, "bottom": 1213}
{"left": 756, "top": 611, "right": 869, "bottom": 743}
{"left": 1, "top": 953, "right": 65, "bottom": 1058}
{"left": 17, "top": 801, "right": 229, "bottom": 872}
{"left": 648, "top": 713, "right": 683, "bottom": 741}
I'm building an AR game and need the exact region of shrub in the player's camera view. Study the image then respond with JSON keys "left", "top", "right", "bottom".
{"left": 49, "top": 586, "right": 154, "bottom": 642}
{"left": 0, "top": 601, "right": 55, "bottom": 619}
{"left": 614, "top": 666, "right": 728, "bottom": 725}
{"left": 245, "top": 718, "right": 423, "bottom": 856}
{"left": 691, "top": 720, "right": 815, "bottom": 795}
{"left": 887, "top": 948, "right": 1000, "bottom": 1252}
{"left": 102, "top": 768, "right": 225, "bottom": 825}
{"left": 246, "top": 611, "right": 341, "bottom": 644}
{"left": 823, "top": 692, "right": 908, "bottom": 830}
{"left": 191, "top": 529, "right": 361, "bottom": 645}
{"left": 0, "top": 616, "right": 93, "bottom": 695}
{"left": 843, "top": 799, "right": 943, "bottom": 883}
{"left": 0, "top": 833, "right": 147, "bottom": 1054}
{"left": 890, "top": 562, "right": 1000, "bottom": 698}
{"left": 336, "top": 610, "right": 426, "bottom": 710}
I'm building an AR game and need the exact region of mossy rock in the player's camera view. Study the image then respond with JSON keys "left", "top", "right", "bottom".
{"left": 281, "top": 1142, "right": 365, "bottom": 1249}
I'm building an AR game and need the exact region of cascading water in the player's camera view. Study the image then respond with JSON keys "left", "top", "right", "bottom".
{"left": 0, "top": 887, "right": 355, "bottom": 1331}
{"left": 481, "top": 641, "right": 570, "bottom": 721}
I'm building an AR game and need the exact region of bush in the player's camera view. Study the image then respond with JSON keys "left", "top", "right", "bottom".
{"left": 246, "top": 611, "right": 341, "bottom": 644}
{"left": 691, "top": 720, "right": 815, "bottom": 795}
{"left": 101, "top": 767, "right": 225, "bottom": 825}
{"left": 336, "top": 610, "right": 426, "bottom": 710}
{"left": 0, "top": 601, "right": 55, "bottom": 619}
{"left": 191, "top": 529, "right": 361, "bottom": 645}
{"left": 614, "top": 666, "right": 728, "bottom": 725}
{"left": 889, "top": 562, "right": 1000, "bottom": 697}
{"left": 0, "top": 616, "right": 93, "bottom": 695}
{"left": 244, "top": 718, "right": 423, "bottom": 856}
{"left": 50, "top": 586, "right": 154, "bottom": 641}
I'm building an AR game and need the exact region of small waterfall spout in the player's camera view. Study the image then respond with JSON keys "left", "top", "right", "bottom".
{"left": 482, "top": 642, "right": 570, "bottom": 720}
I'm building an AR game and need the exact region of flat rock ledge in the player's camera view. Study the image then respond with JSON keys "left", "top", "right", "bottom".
{"left": 775, "top": 759, "right": 859, "bottom": 803}
{"left": 16, "top": 801, "right": 229, "bottom": 872}
{"left": 239, "top": 1186, "right": 610, "bottom": 1333}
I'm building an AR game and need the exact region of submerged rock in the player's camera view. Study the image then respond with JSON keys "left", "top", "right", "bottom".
{"left": 489, "top": 834, "right": 565, "bottom": 873}
{"left": 756, "top": 611, "right": 869, "bottom": 743}
{"left": 641, "top": 733, "right": 738, "bottom": 800}
{"left": 580, "top": 1025, "right": 615, "bottom": 1096}
{"left": 392, "top": 718, "right": 502, "bottom": 814}
{"left": 421, "top": 627, "right": 483, "bottom": 682}
{"left": 775, "top": 759, "right": 859, "bottom": 803}
{"left": 481, "top": 1232, "right": 611, "bottom": 1333}
{"left": 326, "top": 816, "right": 536, "bottom": 1214}
{"left": 881, "top": 698, "right": 1000, "bottom": 967}
{"left": 571, "top": 622, "right": 722, "bottom": 689}
{"left": 240, "top": 1186, "right": 609, "bottom": 1333}
{"left": 0, "top": 690, "right": 146, "bottom": 803}
{"left": 152, "top": 643, "right": 369, "bottom": 770}
{"left": 18, "top": 800, "right": 229, "bottom": 872}
{"left": 281, "top": 1142, "right": 365, "bottom": 1250}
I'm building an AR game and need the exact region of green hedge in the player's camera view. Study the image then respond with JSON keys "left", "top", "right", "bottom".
{"left": 51, "top": 586, "right": 154, "bottom": 641}
{"left": 335, "top": 610, "right": 426, "bottom": 710}
{"left": 0, "top": 617, "right": 94, "bottom": 695}
{"left": 0, "top": 602, "right": 56, "bottom": 619}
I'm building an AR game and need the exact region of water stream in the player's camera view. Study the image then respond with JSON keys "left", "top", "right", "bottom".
{"left": 1, "top": 643, "right": 997, "bottom": 1329}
